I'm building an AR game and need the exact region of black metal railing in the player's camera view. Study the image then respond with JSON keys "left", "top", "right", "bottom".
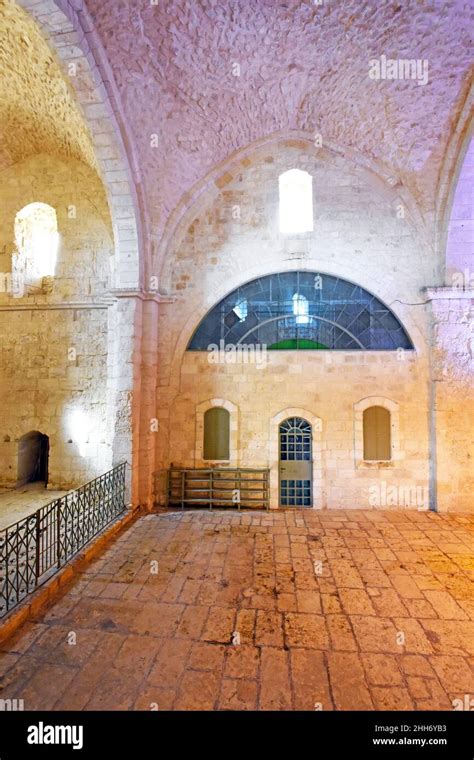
{"left": 167, "top": 467, "right": 270, "bottom": 510}
{"left": 0, "top": 462, "right": 127, "bottom": 619}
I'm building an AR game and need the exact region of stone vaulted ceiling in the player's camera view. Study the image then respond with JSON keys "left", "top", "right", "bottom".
{"left": 0, "top": 0, "right": 97, "bottom": 172}
{"left": 86, "top": 0, "right": 473, "bottom": 246}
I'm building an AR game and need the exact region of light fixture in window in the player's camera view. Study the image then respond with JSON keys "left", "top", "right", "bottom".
{"left": 279, "top": 169, "right": 313, "bottom": 234}
{"left": 292, "top": 293, "right": 309, "bottom": 324}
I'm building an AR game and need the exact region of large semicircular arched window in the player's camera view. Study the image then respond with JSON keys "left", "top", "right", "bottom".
{"left": 187, "top": 272, "right": 414, "bottom": 351}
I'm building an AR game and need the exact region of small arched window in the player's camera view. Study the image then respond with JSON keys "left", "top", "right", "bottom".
{"left": 14, "top": 202, "right": 59, "bottom": 281}
{"left": 363, "top": 406, "right": 391, "bottom": 461}
{"left": 279, "top": 169, "right": 313, "bottom": 234}
{"left": 203, "top": 407, "right": 230, "bottom": 461}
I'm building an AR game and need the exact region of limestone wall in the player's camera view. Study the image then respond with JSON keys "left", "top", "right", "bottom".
{"left": 155, "top": 144, "right": 436, "bottom": 510}
{"left": 0, "top": 154, "right": 113, "bottom": 489}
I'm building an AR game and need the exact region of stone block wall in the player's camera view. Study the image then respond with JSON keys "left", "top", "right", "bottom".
{"left": 154, "top": 144, "right": 437, "bottom": 510}
{"left": 0, "top": 153, "right": 114, "bottom": 489}
{"left": 157, "top": 351, "right": 430, "bottom": 511}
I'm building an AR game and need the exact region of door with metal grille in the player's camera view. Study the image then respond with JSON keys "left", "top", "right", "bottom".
{"left": 279, "top": 417, "right": 312, "bottom": 507}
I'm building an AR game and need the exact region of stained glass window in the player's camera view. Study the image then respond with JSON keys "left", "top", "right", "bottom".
{"left": 188, "top": 272, "right": 414, "bottom": 351}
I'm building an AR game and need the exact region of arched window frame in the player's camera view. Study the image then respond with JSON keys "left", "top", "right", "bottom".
{"left": 354, "top": 397, "right": 401, "bottom": 468}
{"left": 195, "top": 399, "right": 239, "bottom": 466}
{"left": 12, "top": 202, "right": 59, "bottom": 293}
{"left": 279, "top": 169, "right": 313, "bottom": 234}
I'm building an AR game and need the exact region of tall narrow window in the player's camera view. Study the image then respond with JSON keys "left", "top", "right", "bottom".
{"left": 14, "top": 202, "right": 59, "bottom": 280}
{"left": 279, "top": 169, "right": 313, "bottom": 234}
{"left": 203, "top": 407, "right": 230, "bottom": 460}
{"left": 363, "top": 406, "right": 391, "bottom": 461}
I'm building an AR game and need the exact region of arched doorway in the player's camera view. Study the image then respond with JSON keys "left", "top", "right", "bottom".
{"left": 279, "top": 417, "right": 312, "bottom": 507}
{"left": 17, "top": 431, "right": 49, "bottom": 487}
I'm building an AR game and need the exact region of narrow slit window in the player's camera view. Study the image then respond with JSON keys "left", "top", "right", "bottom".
{"left": 363, "top": 406, "right": 391, "bottom": 461}
{"left": 279, "top": 169, "right": 313, "bottom": 234}
{"left": 203, "top": 407, "right": 230, "bottom": 460}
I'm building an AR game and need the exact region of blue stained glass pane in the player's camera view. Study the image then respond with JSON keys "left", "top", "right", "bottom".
{"left": 188, "top": 272, "right": 413, "bottom": 351}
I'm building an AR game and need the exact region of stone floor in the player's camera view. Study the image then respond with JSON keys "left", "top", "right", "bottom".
{"left": 0, "top": 483, "right": 67, "bottom": 531}
{"left": 0, "top": 509, "right": 473, "bottom": 711}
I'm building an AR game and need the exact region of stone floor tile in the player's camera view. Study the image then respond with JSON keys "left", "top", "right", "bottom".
{"left": 174, "top": 669, "right": 221, "bottom": 710}
{"left": 224, "top": 645, "right": 260, "bottom": 679}
{"left": 284, "top": 612, "right": 329, "bottom": 649}
{"left": 327, "top": 652, "right": 373, "bottom": 710}
{"left": 398, "top": 654, "right": 437, "bottom": 678}
{"left": 296, "top": 589, "right": 322, "bottom": 614}
{"left": 362, "top": 653, "right": 404, "bottom": 686}
{"left": 259, "top": 648, "right": 292, "bottom": 710}
{"left": 367, "top": 588, "right": 409, "bottom": 617}
{"left": 0, "top": 510, "right": 471, "bottom": 711}
{"left": 53, "top": 632, "right": 126, "bottom": 710}
{"left": 393, "top": 618, "right": 435, "bottom": 654}
{"left": 290, "top": 649, "right": 333, "bottom": 710}
{"left": 187, "top": 641, "right": 226, "bottom": 671}
{"left": 201, "top": 606, "right": 237, "bottom": 644}
{"left": 428, "top": 655, "right": 474, "bottom": 692}
{"left": 15, "top": 662, "right": 78, "bottom": 711}
{"left": 146, "top": 639, "right": 191, "bottom": 689}
{"left": 219, "top": 678, "right": 258, "bottom": 710}
{"left": 176, "top": 605, "right": 209, "bottom": 639}
{"left": 422, "top": 590, "right": 469, "bottom": 620}
{"left": 339, "top": 588, "right": 376, "bottom": 616}
{"left": 350, "top": 616, "right": 400, "bottom": 653}
{"left": 255, "top": 610, "right": 284, "bottom": 647}
{"left": 326, "top": 614, "right": 358, "bottom": 651}
{"left": 133, "top": 686, "right": 176, "bottom": 711}
{"left": 371, "top": 686, "right": 414, "bottom": 710}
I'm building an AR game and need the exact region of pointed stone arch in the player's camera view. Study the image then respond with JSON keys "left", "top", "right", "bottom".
{"left": 17, "top": 0, "right": 146, "bottom": 289}
{"left": 13, "top": 0, "right": 150, "bottom": 506}
{"left": 435, "top": 82, "right": 473, "bottom": 283}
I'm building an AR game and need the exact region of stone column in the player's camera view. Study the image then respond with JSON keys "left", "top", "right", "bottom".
{"left": 106, "top": 293, "right": 143, "bottom": 506}
{"left": 137, "top": 297, "right": 160, "bottom": 510}
{"left": 426, "top": 287, "right": 474, "bottom": 512}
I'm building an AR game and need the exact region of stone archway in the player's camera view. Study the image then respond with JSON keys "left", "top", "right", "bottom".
{"left": 13, "top": 0, "right": 151, "bottom": 506}
{"left": 17, "top": 431, "right": 49, "bottom": 487}
{"left": 16, "top": 0, "right": 145, "bottom": 289}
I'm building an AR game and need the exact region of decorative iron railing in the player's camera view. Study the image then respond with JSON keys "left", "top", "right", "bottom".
{"left": 167, "top": 467, "right": 270, "bottom": 510}
{"left": 0, "top": 462, "right": 127, "bottom": 619}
